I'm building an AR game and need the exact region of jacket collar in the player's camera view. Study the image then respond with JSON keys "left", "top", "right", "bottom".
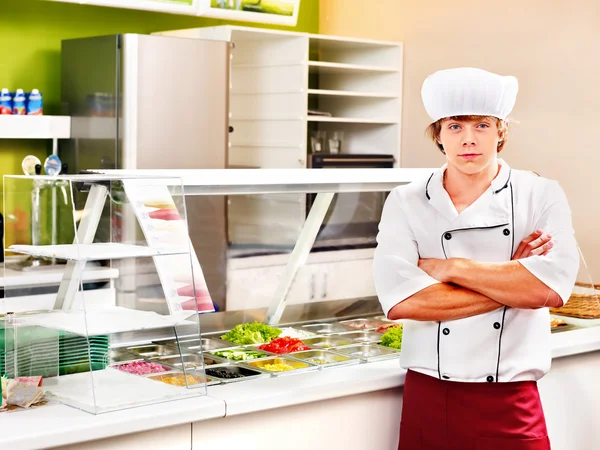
{"left": 425, "top": 159, "right": 512, "bottom": 222}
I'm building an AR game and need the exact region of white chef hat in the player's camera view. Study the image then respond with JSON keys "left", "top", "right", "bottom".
{"left": 421, "top": 67, "right": 518, "bottom": 123}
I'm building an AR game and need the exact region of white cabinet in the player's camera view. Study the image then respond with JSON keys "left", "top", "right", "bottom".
{"left": 226, "top": 262, "right": 312, "bottom": 311}
{"left": 226, "top": 249, "right": 376, "bottom": 311}
{"left": 319, "top": 258, "right": 376, "bottom": 302}
{"left": 156, "top": 26, "right": 403, "bottom": 168}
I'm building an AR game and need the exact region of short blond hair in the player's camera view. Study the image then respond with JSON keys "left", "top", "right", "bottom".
{"left": 426, "top": 115, "right": 508, "bottom": 154}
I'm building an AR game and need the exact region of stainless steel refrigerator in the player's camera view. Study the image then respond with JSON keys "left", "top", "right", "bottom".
{"left": 60, "top": 34, "right": 230, "bottom": 311}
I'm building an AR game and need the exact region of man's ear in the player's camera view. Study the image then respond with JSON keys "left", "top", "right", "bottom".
{"left": 499, "top": 121, "right": 509, "bottom": 140}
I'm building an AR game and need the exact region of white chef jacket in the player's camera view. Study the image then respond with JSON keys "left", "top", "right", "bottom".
{"left": 373, "top": 159, "right": 579, "bottom": 383}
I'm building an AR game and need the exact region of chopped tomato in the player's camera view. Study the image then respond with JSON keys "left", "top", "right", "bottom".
{"left": 259, "top": 337, "right": 310, "bottom": 354}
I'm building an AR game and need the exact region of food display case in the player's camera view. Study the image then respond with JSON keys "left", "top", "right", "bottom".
{"left": 1, "top": 174, "right": 211, "bottom": 414}
{"left": 3, "top": 168, "right": 598, "bottom": 418}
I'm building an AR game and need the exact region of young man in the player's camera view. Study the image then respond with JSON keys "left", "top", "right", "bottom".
{"left": 373, "top": 67, "right": 579, "bottom": 450}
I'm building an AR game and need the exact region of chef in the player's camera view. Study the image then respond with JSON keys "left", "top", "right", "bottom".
{"left": 373, "top": 67, "right": 579, "bottom": 450}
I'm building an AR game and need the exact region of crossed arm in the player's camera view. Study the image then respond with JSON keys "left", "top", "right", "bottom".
{"left": 388, "top": 231, "right": 562, "bottom": 322}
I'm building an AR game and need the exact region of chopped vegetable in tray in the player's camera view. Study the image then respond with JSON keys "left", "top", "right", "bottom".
{"left": 376, "top": 323, "right": 402, "bottom": 334}
{"left": 343, "top": 320, "right": 389, "bottom": 330}
{"left": 262, "top": 363, "right": 294, "bottom": 372}
{"left": 342, "top": 321, "right": 373, "bottom": 330}
{"left": 213, "top": 349, "right": 268, "bottom": 361}
{"left": 153, "top": 374, "right": 202, "bottom": 386}
{"left": 220, "top": 322, "right": 282, "bottom": 345}
{"left": 307, "top": 358, "right": 329, "bottom": 365}
{"left": 278, "top": 327, "right": 317, "bottom": 339}
{"left": 205, "top": 368, "right": 245, "bottom": 379}
{"left": 116, "top": 361, "right": 169, "bottom": 375}
{"left": 259, "top": 337, "right": 311, "bottom": 354}
{"left": 380, "top": 325, "right": 403, "bottom": 350}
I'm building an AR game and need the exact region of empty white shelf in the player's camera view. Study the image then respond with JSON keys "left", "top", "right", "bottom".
{"left": 9, "top": 243, "right": 187, "bottom": 261}
{"left": 309, "top": 34, "right": 401, "bottom": 51}
{"left": 307, "top": 116, "right": 399, "bottom": 124}
{"left": 0, "top": 115, "right": 71, "bottom": 139}
{"left": 231, "top": 142, "right": 303, "bottom": 148}
{"left": 307, "top": 89, "right": 397, "bottom": 98}
{"left": 308, "top": 61, "right": 400, "bottom": 74}
{"left": 18, "top": 305, "right": 195, "bottom": 336}
{"left": 230, "top": 116, "right": 304, "bottom": 122}
{"left": 0, "top": 265, "right": 119, "bottom": 288}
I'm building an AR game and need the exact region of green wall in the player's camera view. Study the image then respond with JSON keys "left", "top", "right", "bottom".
{"left": 0, "top": 0, "right": 319, "bottom": 177}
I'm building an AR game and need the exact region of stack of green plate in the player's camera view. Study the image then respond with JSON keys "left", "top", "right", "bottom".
{"left": 1, "top": 324, "right": 109, "bottom": 377}
{"left": 58, "top": 334, "right": 109, "bottom": 375}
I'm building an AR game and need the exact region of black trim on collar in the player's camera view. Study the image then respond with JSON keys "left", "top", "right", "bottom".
{"left": 426, "top": 168, "right": 512, "bottom": 200}
{"left": 493, "top": 169, "right": 512, "bottom": 194}
{"left": 425, "top": 173, "right": 434, "bottom": 200}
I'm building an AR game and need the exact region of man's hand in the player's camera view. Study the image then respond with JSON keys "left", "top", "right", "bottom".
{"left": 419, "top": 229, "right": 553, "bottom": 282}
{"left": 512, "top": 229, "right": 553, "bottom": 260}
{"left": 418, "top": 258, "right": 453, "bottom": 283}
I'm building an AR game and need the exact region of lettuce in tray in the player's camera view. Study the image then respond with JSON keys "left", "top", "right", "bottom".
{"left": 220, "top": 322, "right": 282, "bottom": 345}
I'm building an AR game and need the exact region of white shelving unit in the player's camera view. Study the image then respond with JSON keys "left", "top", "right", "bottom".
{"left": 0, "top": 115, "right": 71, "bottom": 140}
{"left": 155, "top": 25, "right": 403, "bottom": 245}
{"left": 0, "top": 115, "right": 71, "bottom": 156}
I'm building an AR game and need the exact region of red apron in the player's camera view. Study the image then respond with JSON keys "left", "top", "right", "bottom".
{"left": 398, "top": 370, "right": 550, "bottom": 450}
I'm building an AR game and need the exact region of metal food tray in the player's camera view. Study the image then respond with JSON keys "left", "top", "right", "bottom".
{"left": 242, "top": 356, "right": 318, "bottom": 376}
{"left": 289, "top": 350, "right": 360, "bottom": 369}
{"left": 338, "top": 318, "right": 379, "bottom": 330}
{"left": 332, "top": 344, "right": 400, "bottom": 362}
{"left": 373, "top": 315, "right": 400, "bottom": 322}
{"left": 278, "top": 327, "right": 319, "bottom": 339}
{"left": 204, "top": 365, "right": 268, "bottom": 383}
{"left": 300, "top": 323, "right": 354, "bottom": 335}
{"left": 301, "top": 336, "right": 357, "bottom": 349}
{"left": 106, "top": 348, "right": 143, "bottom": 364}
{"left": 151, "top": 353, "right": 228, "bottom": 369}
{"left": 331, "top": 331, "right": 383, "bottom": 344}
{"left": 127, "top": 344, "right": 178, "bottom": 358}
{"left": 208, "top": 347, "right": 274, "bottom": 362}
{"left": 153, "top": 337, "right": 234, "bottom": 352}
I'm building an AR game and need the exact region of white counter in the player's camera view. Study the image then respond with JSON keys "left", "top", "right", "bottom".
{"left": 0, "top": 395, "right": 225, "bottom": 450}
{"left": 2, "top": 327, "right": 599, "bottom": 450}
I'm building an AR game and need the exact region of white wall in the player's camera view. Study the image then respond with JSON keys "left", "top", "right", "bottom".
{"left": 320, "top": 0, "right": 600, "bottom": 280}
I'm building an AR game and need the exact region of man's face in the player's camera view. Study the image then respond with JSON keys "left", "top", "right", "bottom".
{"left": 438, "top": 116, "right": 505, "bottom": 175}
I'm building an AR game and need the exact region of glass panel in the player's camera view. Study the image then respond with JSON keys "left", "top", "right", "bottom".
{"left": 2, "top": 174, "right": 207, "bottom": 414}
{"left": 182, "top": 183, "right": 390, "bottom": 373}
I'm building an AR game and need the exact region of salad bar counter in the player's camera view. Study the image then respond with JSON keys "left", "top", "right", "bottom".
{"left": 107, "top": 316, "right": 403, "bottom": 386}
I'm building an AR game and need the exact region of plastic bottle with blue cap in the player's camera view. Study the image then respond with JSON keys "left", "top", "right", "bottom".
{"left": 27, "top": 89, "right": 43, "bottom": 115}
{"left": 0, "top": 88, "right": 12, "bottom": 115}
{"left": 12, "top": 89, "right": 26, "bottom": 115}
